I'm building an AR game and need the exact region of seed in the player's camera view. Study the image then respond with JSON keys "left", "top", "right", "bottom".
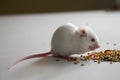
{"left": 113, "top": 43, "right": 116, "bottom": 46}
{"left": 81, "top": 64, "right": 84, "bottom": 66}
{"left": 83, "top": 56, "right": 85, "bottom": 58}
{"left": 98, "top": 60, "right": 101, "bottom": 64}
{"left": 94, "top": 60, "right": 97, "bottom": 62}
{"left": 73, "top": 58, "right": 78, "bottom": 61}
{"left": 110, "top": 61, "right": 112, "bottom": 64}
{"left": 74, "top": 60, "right": 79, "bottom": 64}
{"left": 65, "top": 57, "right": 74, "bottom": 61}
{"left": 74, "top": 58, "right": 80, "bottom": 64}
{"left": 88, "top": 53, "right": 90, "bottom": 55}
{"left": 80, "top": 55, "right": 83, "bottom": 57}
{"left": 106, "top": 42, "right": 109, "bottom": 45}
{"left": 56, "top": 59, "right": 60, "bottom": 61}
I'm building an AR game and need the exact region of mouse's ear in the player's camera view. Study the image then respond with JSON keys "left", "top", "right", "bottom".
{"left": 80, "top": 29, "right": 87, "bottom": 37}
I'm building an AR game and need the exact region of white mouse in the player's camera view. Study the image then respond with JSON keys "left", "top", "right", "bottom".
{"left": 9, "top": 23, "right": 100, "bottom": 69}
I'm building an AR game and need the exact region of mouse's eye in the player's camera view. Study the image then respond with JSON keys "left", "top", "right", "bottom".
{"left": 91, "top": 38, "right": 95, "bottom": 42}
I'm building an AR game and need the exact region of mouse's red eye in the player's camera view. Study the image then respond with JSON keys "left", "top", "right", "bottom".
{"left": 91, "top": 38, "right": 95, "bottom": 42}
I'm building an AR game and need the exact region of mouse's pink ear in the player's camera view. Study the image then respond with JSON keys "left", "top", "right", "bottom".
{"left": 80, "top": 29, "right": 87, "bottom": 37}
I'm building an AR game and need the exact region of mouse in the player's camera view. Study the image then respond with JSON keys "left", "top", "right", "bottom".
{"left": 9, "top": 23, "right": 100, "bottom": 69}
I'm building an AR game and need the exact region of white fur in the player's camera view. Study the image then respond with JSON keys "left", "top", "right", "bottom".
{"left": 51, "top": 23, "right": 100, "bottom": 57}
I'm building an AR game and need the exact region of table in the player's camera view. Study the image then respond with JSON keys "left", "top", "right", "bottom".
{"left": 0, "top": 10, "right": 120, "bottom": 80}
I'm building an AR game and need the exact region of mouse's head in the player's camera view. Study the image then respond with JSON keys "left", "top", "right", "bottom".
{"left": 77, "top": 26, "right": 100, "bottom": 52}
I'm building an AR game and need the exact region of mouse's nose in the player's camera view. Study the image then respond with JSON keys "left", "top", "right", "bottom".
{"left": 89, "top": 43, "right": 100, "bottom": 51}
{"left": 95, "top": 43, "right": 100, "bottom": 48}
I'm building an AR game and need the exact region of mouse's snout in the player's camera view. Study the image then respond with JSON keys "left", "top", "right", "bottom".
{"left": 95, "top": 44, "right": 100, "bottom": 48}
{"left": 89, "top": 43, "right": 100, "bottom": 50}
{"left": 94, "top": 43, "right": 100, "bottom": 49}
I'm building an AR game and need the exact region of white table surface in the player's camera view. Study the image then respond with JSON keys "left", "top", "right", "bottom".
{"left": 0, "top": 10, "right": 120, "bottom": 80}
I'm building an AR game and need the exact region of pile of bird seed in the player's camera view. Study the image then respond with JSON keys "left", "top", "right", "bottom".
{"left": 85, "top": 49, "right": 120, "bottom": 62}
{"left": 56, "top": 50, "right": 120, "bottom": 65}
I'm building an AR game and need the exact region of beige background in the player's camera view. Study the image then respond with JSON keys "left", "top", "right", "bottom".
{"left": 0, "top": 0, "right": 114, "bottom": 14}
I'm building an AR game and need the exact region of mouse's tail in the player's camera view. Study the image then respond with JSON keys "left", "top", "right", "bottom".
{"left": 8, "top": 52, "right": 51, "bottom": 69}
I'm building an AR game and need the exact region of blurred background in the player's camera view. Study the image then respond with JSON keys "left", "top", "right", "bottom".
{"left": 0, "top": 0, "right": 119, "bottom": 15}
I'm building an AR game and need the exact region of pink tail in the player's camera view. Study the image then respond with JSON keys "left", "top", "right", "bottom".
{"left": 9, "top": 52, "right": 51, "bottom": 69}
